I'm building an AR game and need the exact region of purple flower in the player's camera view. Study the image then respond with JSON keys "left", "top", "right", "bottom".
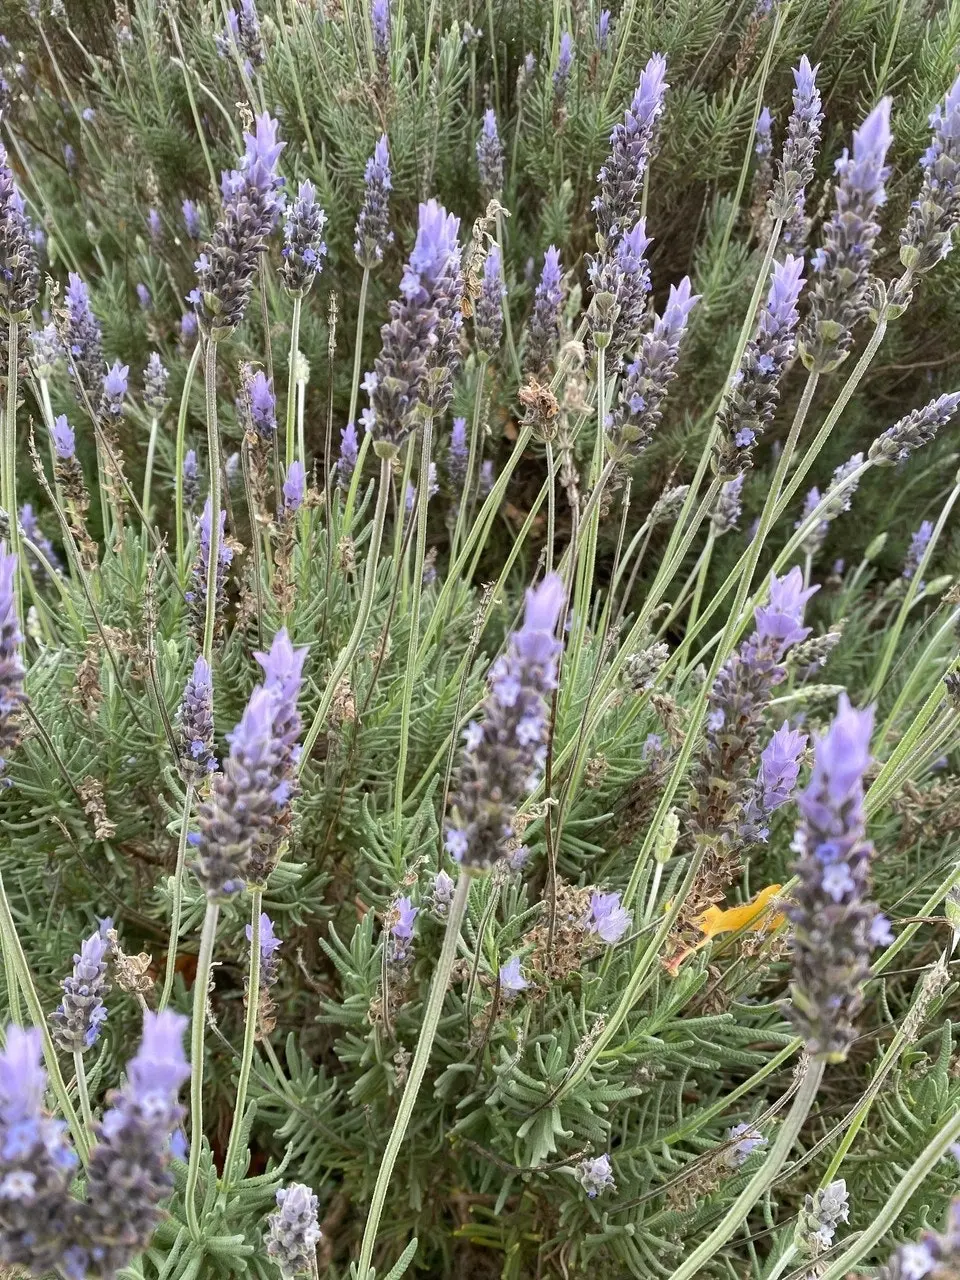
{"left": 802, "top": 98, "right": 893, "bottom": 371}
{"left": 49, "top": 925, "right": 111, "bottom": 1052}
{"left": 741, "top": 721, "right": 807, "bottom": 841}
{"left": 524, "top": 245, "right": 565, "bottom": 376}
{"left": 595, "top": 9, "right": 611, "bottom": 52}
{"left": 476, "top": 108, "right": 503, "bottom": 195}
{"left": 28, "top": 323, "right": 61, "bottom": 379}
{"left": 0, "top": 143, "right": 39, "bottom": 322}
{"left": 191, "top": 113, "right": 285, "bottom": 339}
{"left": 178, "top": 655, "right": 217, "bottom": 780}
{"left": 448, "top": 416, "right": 468, "bottom": 487}
{"left": 144, "top": 351, "right": 169, "bottom": 413}
{"left": 593, "top": 53, "right": 668, "bottom": 244}
{"left": 725, "top": 1122, "right": 767, "bottom": 1168}
{"left": 788, "top": 694, "right": 885, "bottom": 1060}
{"left": 901, "top": 72, "right": 960, "bottom": 274}
{"left": 281, "top": 180, "right": 327, "bottom": 295}
{"left": 607, "top": 275, "right": 698, "bottom": 459}
{"left": 64, "top": 272, "right": 103, "bottom": 395}
{"left": 755, "top": 107, "right": 773, "bottom": 159}
{"left": 869, "top": 392, "right": 960, "bottom": 465}
{"left": 587, "top": 217, "right": 651, "bottom": 355}
{"left": 100, "top": 360, "right": 129, "bottom": 416}
{"left": 553, "top": 31, "right": 574, "bottom": 102}
{"left": 771, "top": 56, "right": 823, "bottom": 249}
{"left": 0, "top": 547, "right": 26, "bottom": 777}
{"left": 431, "top": 869, "right": 455, "bottom": 914}
{"left": 716, "top": 253, "right": 804, "bottom": 474}
{"left": 182, "top": 199, "right": 201, "bottom": 239}
{"left": 63, "top": 143, "right": 76, "bottom": 173}
{"left": 136, "top": 279, "right": 151, "bottom": 307}
{"left": 371, "top": 0, "right": 390, "bottom": 60}
{"left": 903, "top": 519, "right": 934, "bottom": 584}
{"left": 266, "top": 1183, "right": 321, "bottom": 1279}
{"left": 70, "top": 1011, "right": 190, "bottom": 1277}
{"left": 182, "top": 450, "right": 200, "bottom": 510}
{"left": 180, "top": 310, "right": 198, "bottom": 343}
{"left": 146, "top": 207, "right": 162, "bottom": 242}
{"left": 187, "top": 498, "right": 233, "bottom": 643}
{"left": 0, "top": 1024, "right": 77, "bottom": 1275}
{"left": 354, "top": 134, "right": 393, "bottom": 268}
{"left": 18, "top": 504, "right": 61, "bottom": 579}
{"left": 711, "top": 472, "right": 745, "bottom": 536}
{"left": 247, "top": 912, "right": 282, "bottom": 988}
{"left": 446, "top": 574, "right": 564, "bottom": 870}
{"left": 366, "top": 199, "right": 462, "bottom": 448}
{"left": 336, "top": 421, "right": 359, "bottom": 488}
{"left": 585, "top": 892, "right": 632, "bottom": 944}
{"left": 475, "top": 243, "right": 504, "bottom": 355}
{"left": 244, "top": 369, "right": 277, "bottom": 439}
{"left": 51, "top": 415, "right": 75, "bottom": 460}
{"left": 282, "top": 461, "right": 305, "bottom": 514}
{"left": 216, "top": 0, "right": 264, "bottom": 66}
{"left": 499, "top": 955, "right": 529, "bottom": 994}
{"left": 576, "top": 1153, "right": 616, "bottom": 1198}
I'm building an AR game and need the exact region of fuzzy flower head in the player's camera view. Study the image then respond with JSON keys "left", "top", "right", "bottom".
{"left": 182, "top": 199, "right": 202, "bottom": 239}
{"left": 51, "top": 414, "right": 75, "bottom": 460}
{"left": 801, "top": 98, "right": 893, "bottom": 372}
{"left": 788, "top": 694, "right": 885, "bottom": 1060}
{"left": 594, "top": 53, "right": 668, "bottom": 245}
{"left": 741, "top": 721, "right": 807, "bottom": 842}
{"left": 576, "top": 1154, "right": 616, "bottom": 1198}
{"left": 0, "top": 547, "right": 26, "bottom": 776}
{"left": 595, "top": 9, "right": 611, "bottom": 52}
{"left": 0, "top": 142, "right": 39, "bottom": 321}
{"left": 49, "top": 925, "right": 111, "bottom": 1054}
{"left": 336, "top": 421, "right": 359, "bottom": 487}
{"left": 354, "top": 134, "right": 393, "bottom": 268}
{"left": 247, "top": 912, "right": 282, "bottom": 988}
{"left": 474, "top": 243, "right": 505, "bottom": 356}
{"left": 371, "top": 0, "right": 390, "bottom": 60}
{"left": 754, "top": 565, "right": 817, "bottom": 655}
{"left": 755, "top": 106, "right": 773, "bottom": 159}
{"left": 178, "top": 655, "right": 217, "bottom": 780}
{"left": 523, "top": 245, "right": 565, "bottom": 377}
{"left": 266, "top": 1183, "right": 321, "bottom": 1278}
{"left": 901, "top": 72, "right": 960, "bottom": 275}
{"left": 244, "top": 369, "right": 277, "bottom": 440}
{"left": 64, "top": 271, "right": 103, "bottom": 395}
{"left": 143, "top": 351, "right": 169, "bottom": 413}
{"left": 587, "top": 217, "right": 651, "bottom": 355}
{"left": 448, "top": 416, "right": 469, "bottom": 487}
{"left": 100, "top": 360, "right": 129, "bottom": 417}
{"left": 281, "top": 180, "right": 327, "bottom": 296}
{"left": 903, "top": 519, "right": 934, "bottom": 584}
{"left": 446, "top": 574, "right": 564, "bottom": 871}
{"left": 553, "top": 31, "right": 574, "bottom": 102}
{"left": 771, "top": 56, "right": 823, "bottom": 249}
{"left": 476, "top": 108, "right": 504, "bottom": 195}
{"left": 282, "top": 461, "right": 306, "bottom": 515}
{"left": 725, "top": 1122, "right": 767, "bottom": 1168}
{"left": 869, "top": 392, "right": 960, "bottom": 466}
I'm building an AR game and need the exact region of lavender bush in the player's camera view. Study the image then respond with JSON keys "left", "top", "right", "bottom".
{"left": 0, "top": 3, "right": 959, "bottom": 1278}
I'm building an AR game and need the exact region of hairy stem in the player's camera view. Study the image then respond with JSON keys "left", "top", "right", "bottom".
{"left": 184, "top": 901, "right": 219, "bottom": 1240}
{"left": 159, "top": 784, "right": 195, "bottom": 1014}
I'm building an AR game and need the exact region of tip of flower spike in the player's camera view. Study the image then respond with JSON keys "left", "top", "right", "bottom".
{"left": 633, "top": 52, "right": 668, "bottom": 123}
{"left": 854, "top": 97, "right": 893, "bottom": 163}
{"left": 810, "top": 693, "right": 874, "bottom": 799}
{"left": 129, "top": 1010, "right": 190, "bottom": 1096}
{"left": 794, "top": 55, "right": 819, "bottom": 96}
{"left": 191, "top": 654, "right": 212, "bottom": 688}
{"left": 255, "top": 628, "right": 309, "bottom": 696}
{"left": 524, "top": 573, "right": 565, "bottom": 634}
{"left": 0, "top": 1024, "right": 45, "bottom": 1113}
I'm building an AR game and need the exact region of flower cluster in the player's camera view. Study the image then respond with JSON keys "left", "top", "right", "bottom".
{"left": 364, "top": 199, "right": 463, "bottom": 450}
{"left": 246, "top": 912, "right": 282, "bottom": 1038}
{"left": 868, "top": 392, "right": 960, "bottom": 466}
{"left": 445, "top": 574, "right": 564, "bottom": 871}
{"left": 593, "top": 53, "right": 668, "bottom": 245}
{"left": 182, "top": 450, "right": 200, "bottom": 511}
{"left": 371, "top": 0, "right": 390, "bottom": 62}
{"left": 49, "top": 923, "right": 111, "bottom": 1053}
{"left": 0, "top": 142, "right": 39, "bottom": 322}
{"left": 186, "top": 500, "right": 233, "bottom": 644}
{"left": 740, "top": 721, "right": 808, "bottom": 843}
{"left": 575, "top": 1154, "right": 616, "bottom": 1198}
{"left": 584, "top": 892, "right": 632, "bottom": 944}
{"left": 281, "top": 181, "right": 327, "bottom": 296}
{"left": 354, "top": 135, "right": 393, "bottom": 269}
{"left": 216, "top": 0, "right": 265, "bottom": 73}
{"left": 474, "top": 244, "right": 504, "bottom": 356}
{"left": 788, "top": 694, "right": 890, "bottom": 1060}
{"left": 606, "top": 276, "right": 698, "bottom": 460}
{"left": 800, "top": 99, "right": 892, "bottom": 372}
{"left": 178, "top": 655, "right": 217, "bottom": 782}
{"left": 797, "top": 1179, "right": 849, "bottom": 1257}
{"left": 903, "top": 519, "right": 934, "bottom": 585}
{"left": 523, "top": 246, "right": 564, "bottom": 377}
{"left": 587, "top": 219, "right": 651, "bottom": 356}
{"left": 0, "top": 547, "right": 25, "bottom": 779}
{"left": 19, "top": 504, "right": 60, "bottom": 579}
{"left": 265, "top": 1183, "right": 321, "bottom": 1278}
{"left": 336, "top": 421, "right": 359, "bottom": 487}
{"left": 190, "top": 113, "right": 285, "bottom": 340}
{"left": 143, "top": 351, "right": 168, "bottom": 413}
{"left": 714, "top": 253, "right": 805, "bottom": 476}
{"left": 63, "top": 272, "right": 103, "bottom": 397}
{"left": 876, "top": 1198, "right": 960, "bottom": 1279}
{"left": 552, "top": 32, "right": 573, "bottom": 105}
{"left": 770, "top": 56, "right": 823, "bottom": 248}
{"left": 476, "top": 108, "right": 503, "bottom": 196}
{"left": 901, "top": 73, "right": 960, "bottom": 275}
{"left": 710, "top": 472, "right": 745, "bottom": 536}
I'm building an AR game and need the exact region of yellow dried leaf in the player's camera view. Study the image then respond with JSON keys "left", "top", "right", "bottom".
{"left": 696, "top": 884, "right": 785, "bottom": 941}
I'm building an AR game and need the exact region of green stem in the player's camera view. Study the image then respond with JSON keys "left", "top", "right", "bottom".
{"left": 394, "top": 417, "right": 434, "bottom": 826}
{"left": 0, "top": 871, "right": 89, "bottom": 1160}
{"left": 184, "top": 902, "right": 219, "bottom": 1240}
{"left": 665, "top": 1059, "right": 825, "bottom": 1280}
{"left": 5, "top": 320, "right": 22, "bottom": 623}
{"left": 73, "top": 1048, "right": 95, "bottom": 1137}
{"left": 165, "top": 10, "right": 218, "bottom": 192}
{"left": 450, "top": 363, "right": 486, "bottom": 562}
{"left": 159, "top": 784, "right": 195, "bottom": 1014}
{"left": 300, "top": 454, "right": 393, "bottom": 769}
{"left": 142, "top": 413, "right": 160, "bottom": 524}
{"left": 176, "top": 344, "right": 203, "bottom": 582}
{"left": 202, "top": 340, "right": 221, "bottom": 665}
{"left": 816, "top": 1098, "right": 960, "bottom": 1280}
{"left": 220, "top": 888, "right": 263, "bottom": 1196}
{"left": 284, "top": 296, "right": 302, "bottom": 472}
{"left": 355, "top": 873, "right": 471, "bottom": 1280}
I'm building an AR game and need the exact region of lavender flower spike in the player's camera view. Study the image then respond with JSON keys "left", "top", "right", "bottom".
{"left": 448, "top": 416, "right": 468, "bottom": 487}
{"left": 715, "top": 252, "right": 805, "bottom": 476}
{"left": 354, "top": 134, "right": 393, "bottom": 269}
{"left": 282, "top": 460, "right": 306, "bottom": 515}
{"left": 336, "top": 421, "right": 359, "bottom": 487}
{"left": 446, "top": 574, "right": 564, "bottom": 871}
{"left": 182, "top": 450, "right": 200, "bottom": 510}
{"left": 0, "top": 546, "right": 26, "bottom": 777}
{"left": 741, "top": 721, "right": 807, "bottom": 842}
{"left": 64, "top": 272, "right": 103, "bottom": 396}
{"left": 576, "top": 1154, "right": 616, "bottom": 1198}
{"left": 281, "top": 180, "right": 327, "bottom": 296}
{"left": 771, "top": 56, "right": 823, "bottom": 249}
{"left": 143, "top": 351, "right": 169, "bottom": 413}
{"left": 50, "top": 924, "right": 111, "bottom": 1053}
{"left": 553, "top": 32, "right": 574, "bottom": 104}
{"left": 903, "top": 519, "right": 934, "bottom": 584}
{"left": 901, "top": 72, "right": 960, "bottom": 275}
{"left": 587, "top": 218, "right": 651, "bottom": 355}
{"left": 0, "top": 1025, "right": 77, "bottom": 1276}
{"left": 190, "top": 112, "right": 285, "bottom": 339}
{"left": 100, "top": 360, "right": 129, "bottom": 418}
{"left": 523, "top": 246, "right": 564, "bottom": 377}
{"left": 875, "top": 1199, "right": 960, "bottom": 1280}
{"left": 475, "top": 243, "right": 505, "bottom": 355}
{"left": 710, "top": 472, "right": 745, "bottom": 536}
{"left": 70, "top": 1011, "right": 190, "bottom": 1278}
{"left": 247, "top": 912, "right": 282, "bottom": 991}
{"left": 594, "top": 53, "right": 668, "bottom": 245}
{"left": 606, "top": 275, "right": 699, "bottom": 461}
{"left": 371, "top": 0, "right": 390, "bottom": 62}
{"left": 801, "top": 98, "right": 893, "bottom": 372}
{"left": 788, "top": 693, "right": 884, "bottom": 1059}
{"left": 178, "top": 654, "right": 217, "bottom": 781}
{"left": 869, "top": 392, "right": 960, "bottom": 465}
{"left": 0, "top": 142, "right": 39, "bottom": 321}
{"left": 476, "top": 109, "right": 504, "bottom": 196}
{"left": 182, "top": 199, "right": 202, "bottom": 240}
{"left": 186, "top": 499, "right": 233, "bottom": 644}
{"left": 266, "top": 1183, "right": 322, "bottom": 1278}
